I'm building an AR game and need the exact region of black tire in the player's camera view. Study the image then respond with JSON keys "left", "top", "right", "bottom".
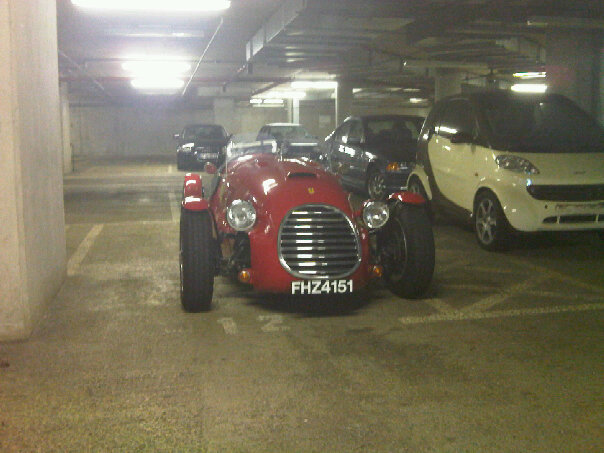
{"left": 180, "top": 210, "right": 215, "bottom": 312}
{"left": 378, "top": 202, "right": 435, "bottom": 298}
{"left": 367, "top": 168, "right": 387, "bottom": 200}
{"left": 407, "top": 177, "right": 433, "bottom": 222}
{"left": 473, "top": 191, "right": 512, "bottom": 251}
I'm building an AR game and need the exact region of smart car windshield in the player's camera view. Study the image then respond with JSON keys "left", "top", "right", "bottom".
{"left": 184, "top": 125, "right": 226, "bottom": 140}
{"left": 481, "top": 96, "right": 604, "bottom": 153}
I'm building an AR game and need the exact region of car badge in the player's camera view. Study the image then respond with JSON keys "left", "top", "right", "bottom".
{"left": 308, "top": 187, "right": 315, "bottom": 194}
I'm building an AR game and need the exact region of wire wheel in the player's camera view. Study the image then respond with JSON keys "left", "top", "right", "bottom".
{"left": 367, "top": 169, "right": 386, "bottom": 200}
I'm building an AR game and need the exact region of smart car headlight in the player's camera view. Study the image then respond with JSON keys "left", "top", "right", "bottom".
{"left": 227, "top": 199, "right": 256, "bottom": 231}
{"left": 182, "top": 142, "right": 195, "bottom": 152}
{"left": 496, "top": 155, "right": 540, "bottom": 175}
{"left": 363, "top": 201, "right": 389, "bottom": 229}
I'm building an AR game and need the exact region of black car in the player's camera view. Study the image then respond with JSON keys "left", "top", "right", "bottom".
{"left": 324, "top": 114, "right": 424, "bottom": 199}
{"left": 257, "top": 123, "right": 324, "bottom": 163}
{"left": 174, "top": 124, "right": 230, "bottom": 170}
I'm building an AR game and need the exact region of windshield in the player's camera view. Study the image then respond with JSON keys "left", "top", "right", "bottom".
{"left": 481, "top": 96, "right": 604, "bottom": 153}
{"left": 266, "top": 125, "right": 312, "bottom": 141}
{"left": 364, "top": 117, "right": 421, "bottom": 143}
{"left": 226, "top": 133, "right": 277, "bottom": 162}
{"left": 183, "top": 125, "right": 226, "bottom": 141}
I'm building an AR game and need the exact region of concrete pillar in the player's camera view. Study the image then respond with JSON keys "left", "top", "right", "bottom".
{"left": 0, "top": 0, "right": 66, "bottom": 341}
{"left": 335, "top": 80, "right": 354, "bottom": 125}
{"left": 292, "top": 99, "right": 300, "bottom": 124}
{"left": 434, "top": 69, "right": 465, "bottom": 100}
{"left": 60, "top": 82, "right": 72, "bottom": 173}
{"left": 213, "top": 98, "right": 237, "bottom": 135}
{"left": 546, "top": 31, "right": 602, "bottom": 119}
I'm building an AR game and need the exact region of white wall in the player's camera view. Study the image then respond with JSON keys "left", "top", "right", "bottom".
{"left": 0, "top": 0, "right": 66, "bottom": 341}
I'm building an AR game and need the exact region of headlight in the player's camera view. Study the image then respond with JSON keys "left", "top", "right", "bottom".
{"left": 363, "top": 201, "right": 389, "bottom": 229}
{"left": 496, "top": 155, "right": 539, "bottom": 175}
{"left": 386, "top": 161, "right": 413, "bottom": 172}
{"left": 181, "top": 142, "right": 195, "bottom": 152}
{"left": 226, "top": 200, "right": 256, "bottom": 231}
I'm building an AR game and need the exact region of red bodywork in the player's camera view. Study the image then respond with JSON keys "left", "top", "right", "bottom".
{"left": 182, "top": 154, "right": 421, "bottom": 293}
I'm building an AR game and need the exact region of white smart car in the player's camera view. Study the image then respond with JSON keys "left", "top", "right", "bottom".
{"left": 407, "top": 90, "right": 604, "bottom": 250}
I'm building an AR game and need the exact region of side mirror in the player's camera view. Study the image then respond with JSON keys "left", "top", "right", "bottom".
{"left": 204, "top": 162, "right": 217, "bottom": 175}
{"left": 450, "top": 131, "right": 474, "bottom": 144}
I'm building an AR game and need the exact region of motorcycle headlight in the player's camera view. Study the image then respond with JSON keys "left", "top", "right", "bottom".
{"left": 227, "top": 199, "right": 256, "bottom": 231}
{"left": 496, "top": 155, "right": 539, "bottom": 175}
{"left": 363, "top": 201, "right": 389, "bottom": 229}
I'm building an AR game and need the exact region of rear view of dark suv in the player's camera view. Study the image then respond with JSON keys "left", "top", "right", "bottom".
{"left": 174, "top": 124, "right": 230, "bottom": 170}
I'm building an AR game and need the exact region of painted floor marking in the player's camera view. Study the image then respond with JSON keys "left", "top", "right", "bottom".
{"left": 67, "top": 224, "right": 103, "bottom": 276}
{"left": 168, "top": 192, "right": 180, "bottom": 223}
{"left": 168, "top": 165, "right": 174, "bottom": 174}
{"left": 400, "top": 303, "right": 604, "bottom": 325}
{"left": 461, "top": 275, "right": 547, "bottom": 313}
{"left": 218, "top": 317, "right": 238, "bottom": 335}
{"left": 424, "top": 298, "right": 455, "bottom": 313}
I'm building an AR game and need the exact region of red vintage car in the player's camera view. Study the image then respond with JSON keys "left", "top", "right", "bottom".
{"left": 179, "top": 139, "right": 435, "bottom": 312}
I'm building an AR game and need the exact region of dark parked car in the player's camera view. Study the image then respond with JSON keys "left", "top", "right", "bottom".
{"left": 324, "top": 115, "right": 425, "bottom": 200}
{"left": 174, "top": 124, "right": 230, "bottom": 170}
{"left": 257, "top": 123, "right": 324, "bottom": 163}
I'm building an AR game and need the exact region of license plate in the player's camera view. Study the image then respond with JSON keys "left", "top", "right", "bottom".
{"left": 197, "top": 153, "right": 218, "bottom": 160}
{"left": 291, "top": 279, "right": 353, "bottom": 295}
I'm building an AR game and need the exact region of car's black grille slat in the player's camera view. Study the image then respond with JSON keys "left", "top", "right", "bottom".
{"left": 279, "top": 204, "right": 361, "bottom": 279}
{"left": 527, "top": 184, "right": 604, "bottom": 201}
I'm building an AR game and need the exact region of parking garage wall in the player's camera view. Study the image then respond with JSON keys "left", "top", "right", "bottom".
{"left": 0, "top": 0, "right": 66, "bottom": 340}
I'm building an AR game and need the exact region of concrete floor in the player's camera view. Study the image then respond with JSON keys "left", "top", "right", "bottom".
{"left": 1, "top": 156, "right": 603, "bottom": 452}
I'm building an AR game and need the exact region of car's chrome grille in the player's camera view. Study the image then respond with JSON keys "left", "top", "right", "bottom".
{"left": 278, "top": 204, "right": 361, "bottom": 279}
{"left": 527, "top": 184, "right": 604, "bottom": 201}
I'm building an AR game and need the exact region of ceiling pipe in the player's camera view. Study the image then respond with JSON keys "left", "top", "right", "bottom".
{"left": 59, "top": 50, "right": 112, "bottom": 100}
{"left": 182, "top": 17, "right": 224, "bottom": 97}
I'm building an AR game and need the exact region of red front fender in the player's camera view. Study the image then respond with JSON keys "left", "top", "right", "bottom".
{"left": 182, "top": 173, "right": 209, "bottom": 211}
{"left": 388, "top": 191, "right": 426, "bottom": 205}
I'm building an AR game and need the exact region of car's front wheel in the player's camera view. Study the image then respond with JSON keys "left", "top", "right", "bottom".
{"left": 474, "top": 191, "right": 512, "bottom": 251}
{"left": 378, "top": 202, "right": 435, "bottom": 298}
{"left": 367, "top": 168, "right": 387, "bottom": 200}
{"left": 180, "top": 210, "right": 215, "bottom": 312}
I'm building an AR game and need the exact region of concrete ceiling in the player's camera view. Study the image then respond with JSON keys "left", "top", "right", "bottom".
{"left": 57, "top": 0, "right": 604, "bottom": 107}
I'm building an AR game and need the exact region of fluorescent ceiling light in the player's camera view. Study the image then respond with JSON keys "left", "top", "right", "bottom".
{"left": 511, "top": 83, "right": 548, "bottom": 93}
{"left": 513, "top": 71, "right": 546, "bottom": 79}
{"left": 71, "top": 0, "right": 231, "bottom": 12}
{"left": 131, "top": 78, "right": 185, "bottom": 90}
{"left": 261, "top": 98, "right": 285, "bottom": 104}
{"left": 409, "top": 98, "right": 426, "bottom": 103}
{"left": 403, "top": 88, "right": 421, "bottom": 92}
{"left": 291, "top": 81, "right": 338, "bottom": 90}
{"left": 249, "top": 98, "right": 263, "bottom": 104}
{"left": 254, "top": 91, "right": 306, "bottom": 100}
{"left": 122, "top": 61, "right": 191, "bottom": 75}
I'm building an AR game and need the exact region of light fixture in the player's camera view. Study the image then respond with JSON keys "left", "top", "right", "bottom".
{"left": 261, "top": 98, "right": 285, "bottom": 104}
{"left": 122, "top": 61, "right": 191, "bottom": 75}
{"left": 71, "top": 0, "right": 231, "bottom": 12}
{"left": 131, "top": 78, "right": 185, "bottom": 90}
{"left": 291, "top": 81, "right": 338, "bottom": 90}
{"left": 511, "top": 83, "right": 548, "bottom": 93}
{"left": 254, "top": 91, "right": 306, "bottom": 100}
{"left": 409, "top": 98, "right": 426, "bottom": 103}
{"left": 513, "top": 71, "right": 546, "bottom": 79}
{"left": 249, "top": 98, "right": 263, "bottom": 104}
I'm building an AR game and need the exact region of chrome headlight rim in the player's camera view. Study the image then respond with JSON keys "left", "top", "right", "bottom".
{"left": 495, "top": 155, "right": 540, "bottom": 175}
{"left": 226, "top": 199, "right": 257, "bottom": 232}
{"left": 362, "top": 200, "right": 390, "bottom": 229}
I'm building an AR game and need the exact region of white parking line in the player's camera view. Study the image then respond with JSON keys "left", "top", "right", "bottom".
{"left": 218, "top": 317, "right": 238, "bottom": 335}
{"left": 400, "top": 303, "right": 604, "bottom": 325}
{"left": 67, "top": 224, "right": 103, "bottom": 276}
{"left": 423, "top": 298, "right": 455, "bottom": 313}
{"left": 461, "top": 276, "right": 547, "bottom": 313}
{"left": 168, "top": 192, "right": 180, "bottom": 223}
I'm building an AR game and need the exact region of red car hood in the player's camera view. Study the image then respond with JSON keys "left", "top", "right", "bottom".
{"left": 224, "top": 154, "right": 353, "bottom": 217}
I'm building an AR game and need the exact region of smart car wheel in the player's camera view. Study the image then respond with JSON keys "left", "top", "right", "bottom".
{"left": 378, "top": 202, "right": 435, "bottom": 298}
{"left": 180, "top": 210, "right": 214, "bottom": 312}
{"left": 367, "top": 168, "right": 387, "bottom": 200}
{"left": 474, "top": 191, "right": 511, "bottom": 251}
